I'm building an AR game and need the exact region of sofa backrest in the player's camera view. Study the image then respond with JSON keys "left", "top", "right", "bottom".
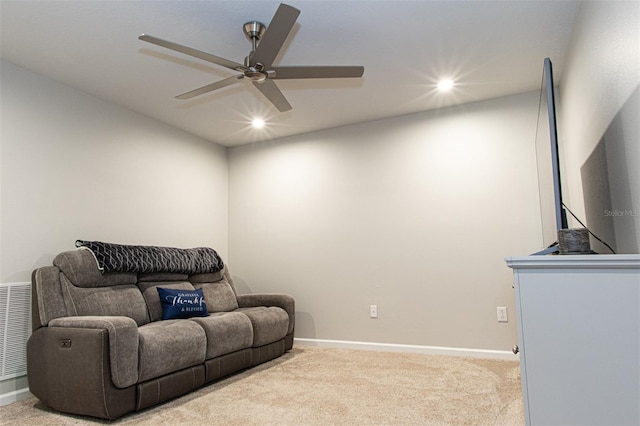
{"left": 32, "top": 249, "right": 238, "bottom": 330}
{"left": 54, "top": 249, "right": 150, "bottom": 326}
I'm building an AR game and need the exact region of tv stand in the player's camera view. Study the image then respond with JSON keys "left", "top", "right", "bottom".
{"left": 505, "top": 254, "right": 640, "bottom": 425}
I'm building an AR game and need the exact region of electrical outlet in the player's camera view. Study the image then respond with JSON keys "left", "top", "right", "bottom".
{"left": 497, "top": 307, "right": 508, "bottom": 322}
{"left": 370, "top": 305, "right": 378, "bottom": 318}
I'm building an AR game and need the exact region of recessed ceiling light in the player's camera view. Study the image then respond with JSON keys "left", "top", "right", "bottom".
{"left": 251, "top": 118, "right": 265, "bottom": 128}
{"left": 437, "top": 79, "right": 455, "bottom": 92}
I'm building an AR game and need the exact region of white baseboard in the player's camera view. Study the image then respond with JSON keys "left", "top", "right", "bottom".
{"left": 294, "top": 338, "right": 517, "bottom": 361}
{"left": 0, "top": 387, "right": 32, "bottom": 406}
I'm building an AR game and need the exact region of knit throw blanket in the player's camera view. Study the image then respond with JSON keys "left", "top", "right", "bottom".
{"left": 75, "top": 240, "right": 224, "bottom": 274}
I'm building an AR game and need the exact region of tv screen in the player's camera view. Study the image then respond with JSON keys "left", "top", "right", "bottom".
{"left": 534, "top": 58, "right": 568, "bottom": 254}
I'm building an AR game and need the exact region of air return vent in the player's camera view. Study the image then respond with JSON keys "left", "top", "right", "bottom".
{"left": 0, "top": 283, "right": 31, "bottom": 380}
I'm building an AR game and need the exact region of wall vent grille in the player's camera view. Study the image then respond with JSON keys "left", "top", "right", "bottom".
{"left": 0, "top": 282, "right": 31, "bottom": 380}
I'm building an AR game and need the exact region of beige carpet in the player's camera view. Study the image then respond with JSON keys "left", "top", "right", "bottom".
{"left": 0, "top": 346, "right": 524, "bottom": 425}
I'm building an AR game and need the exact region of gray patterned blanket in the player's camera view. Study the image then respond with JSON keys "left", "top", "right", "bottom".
{"left": 75, "top": 240, "right": 224, "bottom": 274}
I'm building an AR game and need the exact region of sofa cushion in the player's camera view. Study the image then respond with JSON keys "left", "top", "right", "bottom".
{"left": 138, "top": 272, "right": 189, "bottom": 282}
{"left": 189, "top": 267, "right": 238, "bottom": 296}
{"left": 138, "top": 281, "right": 194, "bottom": 322}
{"left": 54, "top": 249, "right": 137, "bottom": 288}
{"left": 193, "top": 280, "right": 238, "bottom": 313}
{"left": 189, "top": 269, "right": 224, "bottom": 284}
{"left": 190, "top": 312, "right": 253, "bottom": 359}
{"left": 138, "top": 320, "right": 206, "bottom": 382}
{"left": 222, "top": 268, "right": 238, "bottom": 296}
{"left": 157, "top": 288, "right": 208, "bottom": 320}
{"left": 60, "top": 274, "right": 150, "bottom": 326}
{"left": 236, "top": 293, "right": 296, "bottom": 335}
{"left": 237, "top": 307, "right": 289, "bottom": 347}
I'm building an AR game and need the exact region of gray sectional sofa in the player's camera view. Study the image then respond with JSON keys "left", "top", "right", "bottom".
{"left": 27, "top": 245, "right": 295, "bottom": 420}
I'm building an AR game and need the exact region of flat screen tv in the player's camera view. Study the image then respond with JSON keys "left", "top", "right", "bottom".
{"left": 533, "top": 57, "right": 568, "bottom": 255}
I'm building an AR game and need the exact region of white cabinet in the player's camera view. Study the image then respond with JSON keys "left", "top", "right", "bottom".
{"left": 506, "top": 255, "right": 640, "bottom": 426}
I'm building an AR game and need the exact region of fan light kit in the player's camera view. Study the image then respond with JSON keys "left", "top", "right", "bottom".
{"left": 437, "top": 79, "right": 455, "bottom": 92}
{"left": 251, "top": 118, "right": 265, "bottom": 128}
{"left": 139, "top": 3, "right": 364, "bottom": 112}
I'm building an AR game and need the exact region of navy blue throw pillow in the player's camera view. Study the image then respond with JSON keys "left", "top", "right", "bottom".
{"left": 157, "top": 287, "right": 209, "bottom": 320}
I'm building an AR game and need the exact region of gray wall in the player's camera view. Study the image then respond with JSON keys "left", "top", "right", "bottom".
{"left": 0, "top": 60, "right": 229, "bottom": 283}
{"left": 0, "top": 60, "right": 229, "bottom": 398}
{"left": 228, "top": 92, "right": 543, "bottom": 352}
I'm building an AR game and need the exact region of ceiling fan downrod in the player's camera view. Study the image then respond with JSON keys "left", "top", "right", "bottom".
{"left": 243, "top": 21, "right": 266, "bottom": 61}
{"left": 242, "top": 21, "right": 269, "bottom": 82}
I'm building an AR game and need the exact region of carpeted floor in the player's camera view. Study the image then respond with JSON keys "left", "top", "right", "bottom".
{"left": 0, "top": 346, "right": 524, "bottom": 425}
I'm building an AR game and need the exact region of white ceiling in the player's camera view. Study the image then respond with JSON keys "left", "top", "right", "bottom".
{"left": 0, "top": 0, "right": 579, "bottom": 147}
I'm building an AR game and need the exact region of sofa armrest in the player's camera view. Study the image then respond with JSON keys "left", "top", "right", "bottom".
{"left": 237, "top": 294, "right": 295, "bottom": 334}
{"left": 48, "top": 316, "right": 139, "bottom": 388}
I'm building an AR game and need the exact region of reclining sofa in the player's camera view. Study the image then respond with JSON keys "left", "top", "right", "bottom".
{"left": 27, "top": 242, "right": 295, "bottom": 420}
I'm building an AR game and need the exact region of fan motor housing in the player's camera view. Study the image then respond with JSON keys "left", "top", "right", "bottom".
{"left": 245, "top": 67, "right": 268, "bottom": 82}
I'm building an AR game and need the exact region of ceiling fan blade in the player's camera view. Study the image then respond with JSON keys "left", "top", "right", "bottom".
{"left": 175, "top": 75, "right": 244, "bottom": 100}
{"left": 139, "top": 34, "right": 248, "bottom": 72}
{"left": 252, "top": 80, "right": 292, "bottom": 112}
{"left": 250, "top": 3, "right": 300, "bottom": 68}
{"left": 272, "top": 66, "right": 365, "bottom": 79}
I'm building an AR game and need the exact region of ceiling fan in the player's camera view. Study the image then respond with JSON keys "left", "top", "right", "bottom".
{"left": 139, "top": 3, "right": 364, "bottom": 112}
